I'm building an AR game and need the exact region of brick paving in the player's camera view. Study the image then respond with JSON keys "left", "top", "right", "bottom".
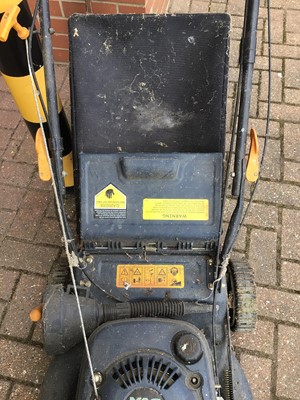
{"left": 0, "top": 1, "right": 299, "bottom": 399}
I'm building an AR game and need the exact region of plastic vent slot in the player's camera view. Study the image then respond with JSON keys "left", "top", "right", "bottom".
{"left": 112, "top": 357, "right": 143, "bottom": 388}
{"left": 147, "top": 357, "right": 180, "bottom": 390}
{"left": 112, "top": 356, "right": 180, "bottom": 390}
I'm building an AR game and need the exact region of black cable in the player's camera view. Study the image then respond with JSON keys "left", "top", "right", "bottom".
{"left": 213, "top": 1, "right": 272, "bottom": 395}
{"left": 82, "top": 268, "right": 122, "bottom": 302}
{"left": 239, "top": 0, "right": 272, "bottom": 227}
{"left": 219, "top": 0, "right": 272, "bottom": 259}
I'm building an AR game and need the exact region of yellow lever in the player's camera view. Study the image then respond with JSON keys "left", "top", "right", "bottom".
{"left": 0, "top": 5, "right": 29, "bottom": 42}
{"left": 35, "top": 128, "right": 51, "bottom": 182}
{"left": 246, "top": 128, "right": 259, "bottom": 182}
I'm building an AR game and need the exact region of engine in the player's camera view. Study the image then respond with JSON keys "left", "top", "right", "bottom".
{"left": 76, "top": 318, "right": 216, "bottom": 399}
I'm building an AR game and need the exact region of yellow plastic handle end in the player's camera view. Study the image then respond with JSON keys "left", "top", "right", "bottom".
{"left": 246, "top": 128, "right": 259, "bottom": 183}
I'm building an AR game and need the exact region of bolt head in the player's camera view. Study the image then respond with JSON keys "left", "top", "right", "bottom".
{"left": 86, "top": 255, "right": 94, "bottom": 264}
{"left": 93, "top": 371, "right": 103, "bottom": 386}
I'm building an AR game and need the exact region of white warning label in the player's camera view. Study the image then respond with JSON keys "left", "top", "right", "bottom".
{"left": 94, "top": 183, "right": 126, "bottom": 219}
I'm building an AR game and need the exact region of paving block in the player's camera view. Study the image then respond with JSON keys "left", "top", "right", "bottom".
{"left": 285, "top": 88, "right": 300, "bottom": 105}
{"left": 0, "top": 129, "right": 13, "bottom": 150}
{"left": 0, "top": 161, "right": 35, "bottom": 188}
{"left": 260, "top": 71, "right": 283, "bottom": 103}
{"left": 259, "top": 137, "right": 281, "bottom": 181}
{"left": 8, "top": 208, "right": 44, "bottom": 241}
{"left": 286, "top": 32, "right": 300, "bottom": 46}
{"left": 257, "top": 287, "right": 300, "bottom": 324}
{"left": 31, "top": 321, "right": 43, "bottom": 344}
{"left": 284, "top": 122, "right": 300, "bottom": 162}
{"left": 286, "top": 10, "right": 300, "bottom": 33}
{"left": 35, "top": 217, "right": 64, "bottom": 247}
{"left": 15, "top": 133, "right": 37, "bottom": 164}
{"left": 9, "top": 384, "right": 39, "bottom": 400}
{"left": 29, "top": 171, "right": 52, "bottom": 192}
{"left": 254, "top": 181, "right": 300, "bottom": 208}
{"left": 264, "top": 8, "right": 284, "bottom": 44}
{"left": 243, "top": 202, "right": 279, "bottom": 229}
{"left": 233, "top": 319, "right": 275, "bottom": 355}
{"left": 285, "top": 59, "right": 300, "bottom": 89}
{"left": 282, "top": 209, "right": 300, "bottom": 261}
{"left": 0, "top": 339, "right": 50, "bottom": 384}
{"left": 240, "top": 354, "right": 272, "bottom": 400}
{"left": 22, "top": 189, "right": 51, "bottom": 212}
{"left": 1, "top": 239, "right": 59, "bottom": 275}
{"left": 264, "top": 43, "right": 300, "bottom": 58}
{"left": 277, "top": 325, "right": 300, "bottom": 399}
{"left": 0, "top": 301, "right": 7, "bottom": 321}
{"left": 269, "top": 0, "right": 300, "bottom": 9}
{"left": 0, "top": 210, "right": 16, "bottom": 242}
{"left": 249, "top": 118, "right": 281, "bottom": 138}
{"left": 0, "top": 273, "right": 46, "bottom": 339}
{"left": 11, "top": 121, "right": 29, "bottom": 142}
{"left": 169, "top": 0, "right": 190, "bottom": 12}
{"left": 0, "top": 110, "right": 20, "bottom": 130}
{"left": 284, "top": 161, "right": 300, "bottom": 183}
{"left": 190, "top": 0, "right": 209, "bottom": 12}
{"left": 0, "top": 380, "right": 11, "bottom": 400}
{"left": 0, "top": 268, "right": 19, "bottom": 301}
{"left": 249, "top": 229, "right": 277, "bottom": 285}
{"left": 0, "top": 185, "right": 25, "bottom": 211}
{"left": 281, "top": 261, "right": 300, "bottom": 291}
{"left": 2, "top": 140, "right": 22, "bottom": 161}
{"left": 259, "top": 102, "right": 300, "bottom": 123}
{"left": 256, "top": 56, "right": 282, "bottom": 72}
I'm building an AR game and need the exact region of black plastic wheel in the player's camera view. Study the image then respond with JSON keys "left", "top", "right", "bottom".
{"left": 227, "top": 259, "right": 256, "bottom": 332}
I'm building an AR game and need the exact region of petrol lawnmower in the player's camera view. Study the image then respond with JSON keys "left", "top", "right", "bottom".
{"left": 0, "top": 0, "right": 272, "bottom": 399}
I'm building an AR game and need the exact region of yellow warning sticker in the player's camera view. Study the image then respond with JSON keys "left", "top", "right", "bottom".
{"left": 143, "top": 199, "right": 209, "bottom": 221}
{"left": 116, "top": 264, "right": 184, "bottom": 288}
{"left": 94, "top": 184, "right": 126, "bottom": 219}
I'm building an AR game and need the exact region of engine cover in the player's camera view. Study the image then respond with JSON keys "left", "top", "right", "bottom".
{"left": 76, "top": 318, "right": 217, "bottom": 399}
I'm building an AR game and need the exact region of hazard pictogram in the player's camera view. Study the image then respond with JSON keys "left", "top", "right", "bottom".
{"left": 116, "top": 264, "right": 184, "bottom": 288}
{"left": 133, "top": 268, "right": 141, "bottom": 275}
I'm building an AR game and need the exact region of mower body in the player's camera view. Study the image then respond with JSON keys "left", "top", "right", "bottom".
{"left": 40, "top": 12, "right": 256, "bottom": 400}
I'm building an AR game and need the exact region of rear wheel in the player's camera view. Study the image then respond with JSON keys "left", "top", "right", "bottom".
{"left": 227, "top": 259, "right": 256, "bottom": 332}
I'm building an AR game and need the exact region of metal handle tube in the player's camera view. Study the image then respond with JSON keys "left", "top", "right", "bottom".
{"left": 39, "top": 0, "right": 65, "bottom": 196}
{"left": 232, "top": 0, "right": 260, "bottom": 196}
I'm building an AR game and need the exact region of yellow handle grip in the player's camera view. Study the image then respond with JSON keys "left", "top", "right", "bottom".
{"left": 0, "top": 5, "right": 29, "bottom": 42}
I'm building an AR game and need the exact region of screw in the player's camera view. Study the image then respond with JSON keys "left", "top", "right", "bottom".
{"left": 80, "top": 280, "right": 91, "bottom": 288}
{"left": 208, "top": 258, "right": 213, "bottom": 266}
{"left": 208, "top": 283, "right": 214, "bottom": 290}
{"left": 93, "top": 371, "right": 103, "bottom": 387}
{"left": 86, "top": 255, "right": 94, "bottom": 264}
{"left": 191, "top": 376, "right": 199, "bottom": 385}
